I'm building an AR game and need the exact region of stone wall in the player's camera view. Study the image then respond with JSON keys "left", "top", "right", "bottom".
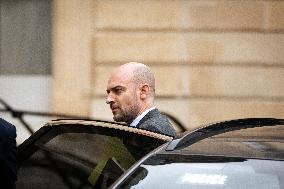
{"left": 52, "top": 0, "right": 284, "bottom": 130}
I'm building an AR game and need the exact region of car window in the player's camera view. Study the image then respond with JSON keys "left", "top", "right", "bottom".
{"left": 182, "top": 125, "right": 284, "bottom": 160}
{"left": 16, "top": 121, "right": 171, "bottom": 189}
{"left": 116, "top": 154, "right": 284, "bottom": 189}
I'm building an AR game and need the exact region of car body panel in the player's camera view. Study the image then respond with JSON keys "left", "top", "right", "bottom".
{"left": 115, "top": 155, "right": 283, "bottom": 189}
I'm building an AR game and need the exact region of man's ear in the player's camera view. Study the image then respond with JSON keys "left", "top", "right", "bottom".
{"left": 140, "top": 83, "right": 150, "bottom": 100}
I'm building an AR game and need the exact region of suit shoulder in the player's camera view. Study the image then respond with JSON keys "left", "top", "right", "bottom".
{"left": 138, "top": 109, "right": 176, "bottom": 137}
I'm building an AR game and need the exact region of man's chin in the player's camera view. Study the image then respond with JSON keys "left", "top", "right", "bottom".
{"left": 113, "top": 116, "right": 123, "bottom": 122}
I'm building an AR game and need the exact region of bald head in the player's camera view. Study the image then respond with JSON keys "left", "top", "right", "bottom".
{"left": 112, "top": 62, "right": 155, "bottom": 95}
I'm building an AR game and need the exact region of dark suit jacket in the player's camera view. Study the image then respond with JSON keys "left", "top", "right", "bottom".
{"left": 136, "top": 109, "right": 176, "bottom": 138}
{"left": 0, "top": 118, "right": 17, "bottom": 189}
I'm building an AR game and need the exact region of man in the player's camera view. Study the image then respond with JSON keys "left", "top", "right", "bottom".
{"left": 0, "top": 118, "right": 18, "bottom": 189}
{"left": 106, "top": 62, "right": 176, "bottom": 137}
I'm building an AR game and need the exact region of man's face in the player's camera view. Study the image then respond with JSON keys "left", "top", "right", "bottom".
{"left": 106, "top": 72, "right": 141, "bottom": 124}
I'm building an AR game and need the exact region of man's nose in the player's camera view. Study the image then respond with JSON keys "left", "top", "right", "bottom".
{"left": 106, "top": 93, "right": 114, "bottom": 104}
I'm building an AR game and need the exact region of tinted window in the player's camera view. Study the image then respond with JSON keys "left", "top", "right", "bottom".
{"left": 182, "top": 125, "right": 284, "bottom": 159}
{"left": 17, "top": 123, "right": 167, "bottom": 189}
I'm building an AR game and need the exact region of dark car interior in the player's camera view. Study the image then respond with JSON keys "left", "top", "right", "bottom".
{"left": 16, "top": 121, "right": 170, "bottom": 189}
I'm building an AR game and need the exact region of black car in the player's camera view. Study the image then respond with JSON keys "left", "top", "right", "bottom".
{"left": 111, "top": 118, "right": 284, "bottom": 189}
{"left": 16, "top": 118, "right": 284, "bottom": 189}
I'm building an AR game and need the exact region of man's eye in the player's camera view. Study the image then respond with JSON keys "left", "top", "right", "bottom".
{"left": 115, "top": 88, "right": 122, "bottom": 93}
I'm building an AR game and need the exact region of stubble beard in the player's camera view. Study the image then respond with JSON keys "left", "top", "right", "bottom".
{"left": 113, "top": 103, "right": 140, "bottom": 124}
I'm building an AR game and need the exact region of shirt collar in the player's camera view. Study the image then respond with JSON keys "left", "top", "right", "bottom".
{"left": 130, "top": 107, "right": 156, "bottom": 127}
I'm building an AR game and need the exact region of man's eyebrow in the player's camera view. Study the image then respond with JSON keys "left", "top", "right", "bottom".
{"left": 107, "top": 85, "right": 126, "bottom": 92}
{"left": 113, "top": 86, "right": 126, "bottom": 90}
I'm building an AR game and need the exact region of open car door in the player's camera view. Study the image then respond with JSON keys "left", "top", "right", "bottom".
{"left": 16, "top": 119, "right": 173, "bottom": 189}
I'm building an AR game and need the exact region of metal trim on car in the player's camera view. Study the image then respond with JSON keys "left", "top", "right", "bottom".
{"left": 49, "top": 119, "right": 174, "bottom": 141}
{"left": 18, "top": 119, "right": 173, "bottom": 163}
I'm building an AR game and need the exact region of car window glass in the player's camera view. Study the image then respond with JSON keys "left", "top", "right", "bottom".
{"left": 214, "top": 124, "right": 284, "bottom": 139}
{"left": 182, "top": 125, "right": 284, "bottom": 159}
{"left": 16, "top": 124, "right": 168, "bottom": 189}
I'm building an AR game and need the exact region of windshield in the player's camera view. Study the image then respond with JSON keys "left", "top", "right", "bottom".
{"left": 117, "top": 154, "right": 284, "bottom": 189}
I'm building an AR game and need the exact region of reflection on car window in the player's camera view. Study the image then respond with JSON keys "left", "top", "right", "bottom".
{"left": 88, "top": 136, "right": 136, "bottom": 187}
{"left": 183, "top": 125, "right": 284, "bottom": 160}
{"left": 117, "top": 155, "right": 284, "bottom": 189}
{"left": 17, "top": 125, "right": 167, "bottom": 189}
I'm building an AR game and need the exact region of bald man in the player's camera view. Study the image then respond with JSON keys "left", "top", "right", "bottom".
{"left": 106, "top": 62, "right": 176, "bottom": 137}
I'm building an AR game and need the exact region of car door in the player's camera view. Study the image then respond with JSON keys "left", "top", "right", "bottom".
{"left": 16, "top": 119, "right": 173, "bottom": 189}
